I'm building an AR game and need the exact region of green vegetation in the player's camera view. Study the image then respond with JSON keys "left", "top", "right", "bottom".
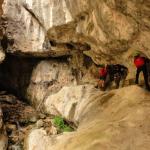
{"left": 53, "top": 116, "right": 73, "bottom": 133}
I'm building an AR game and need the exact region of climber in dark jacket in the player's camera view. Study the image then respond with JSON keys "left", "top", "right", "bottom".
{"left": 134, "top": 52, "right": 150, "bottom": 91}
{"left": 98, "top": 64, "right": 128, "bottom": 90}
{"left": 106, "top": 64, "right": 128, "bottom": 89}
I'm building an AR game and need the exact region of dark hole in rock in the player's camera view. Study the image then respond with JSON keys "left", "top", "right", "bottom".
{"left": 83, "top": 55, "right": 93, "bottom": 69}
{"left": 0, "top": 54, "right": 70, "bottom": 100}
{"left": 71, "top": 68, "right": 78, "bottom": 77}
{"left": 84, "top": 43, "right": 91, "bottom": 50}
{"left": 1, "top": 35, "right": 8, "bottom": 50}
{"left": 1, "top": 34, "right": 14, "bottom": 50}
{"left": 80, "top": 15, "right": 86, "bottom": 20}
{"left": 52, "top": 64, "right": 57, "bottom": 68}
{"left": 9, "top": 39, "right": 14, "bottom": 46}
{"left": 49, "top": 40, "right": 57, "bottom": 47}
{"left": 0, "top": 54, "right": 39, "bottom": 100}
{"left": 66, "top": 43, "right": 74, "bottom": 49}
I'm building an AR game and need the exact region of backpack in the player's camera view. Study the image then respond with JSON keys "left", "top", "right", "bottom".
{"left": 134, "top": 57, "right": 145, "bottom": 68}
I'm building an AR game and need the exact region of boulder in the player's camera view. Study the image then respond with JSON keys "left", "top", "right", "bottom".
{"left": 44, "top": 85, "right": 96, "bottom": 122}
{"left": 24, "top": 129, "right": 51, "bottom": 150}
{"left": 26, "top": 60, "right": 77, "bottom": 108}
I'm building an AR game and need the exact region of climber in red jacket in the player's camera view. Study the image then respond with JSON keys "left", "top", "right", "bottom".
{"left": 134, "top": 52, "right": 150, "bottom": 91}
{"left": 98, "top": 64, "right": 128, "bottom": 90}
{"left": 98, "top": 65, "right": 107, "bottom": 89}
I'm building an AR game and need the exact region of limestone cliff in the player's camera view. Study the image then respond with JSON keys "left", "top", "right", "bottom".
{"left": 0, "top": 0, "right": 149, "bottom": 97}
{"left": 0, "top": 0, "right": 149, "bottom": 77}
{"left": 0, "top": 1, "right": 149, "bottom": 58}
{"left": 0, "top": 1, "right": 150, "bottom": 150}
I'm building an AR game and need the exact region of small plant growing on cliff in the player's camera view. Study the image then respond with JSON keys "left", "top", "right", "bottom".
{"left": 53, "top": 116, "right": 73, "bottom": 133}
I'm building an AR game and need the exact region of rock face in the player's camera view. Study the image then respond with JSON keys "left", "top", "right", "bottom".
{"left": 0, "top": 54, "right": 96, "bottom": 107}
{"left": 0, "top": 0, "right": 149, "bottom": 66}
{"left": 25, "top": 86, "right": 150, "bottom": 150}
{"left": 0, "top": 1, "right": 150, "bottom": 149}
{"left": 2, "top": 0, "right": 74, "bottom": 56}
{"left": 44, "top": 85, "right": 96, "bottom": 122}
{"left": 0, "top": 108, "right": 8, "bottom": 150}
{"left": 0, "top": 0, "right": 149, "bottom": 84}
{"left": 26, "top": 59, "right": 77, "bottom": 107}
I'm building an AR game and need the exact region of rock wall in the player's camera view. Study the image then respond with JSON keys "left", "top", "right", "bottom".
{"left": 0, "top": 1, "right": 149, "bottom": 149}
{"left": 0, "top": 53, "right": 96, "bottom": 106}
{"left": 1, "top": 0, "right": 74, "bottom": 55}
{"left": 25, "top": 86, "right": 150, "bottom": 150}
{"left": 0, "top": 0, "right": 149, "bottom": 78}
{"left": 26, "top": 59, "right": 77, "bottom": 107}
{"left": 0, "top": 0, "right": 149, "bottom": 101}
{"left": 1, "top": 1, "right": 149, "bottom": 56}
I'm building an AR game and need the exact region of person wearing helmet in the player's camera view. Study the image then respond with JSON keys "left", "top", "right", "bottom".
{"left": 98, "top": 64, "right": 128, "bottom": 90}
{"left": 134, "top": 51, "right": 150, "bottom": 91}
{"left": 105, "top": 64, "right": 128, "bottom": 89}
{"left": 98, "top": 64, "right": 107, "bottom": 89}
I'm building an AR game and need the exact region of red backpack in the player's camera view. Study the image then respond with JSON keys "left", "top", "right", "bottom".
{"left": 134, "top": 57, "right": 145, "bottom": 68}
{"left": 99, "top": 68, "right": 107, "bottom": 77}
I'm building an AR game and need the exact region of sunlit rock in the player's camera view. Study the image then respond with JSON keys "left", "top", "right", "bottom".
{"left": 44, "top": 85, "right": 96, "bottom": 122}
{"left": 26, "top": 60, "right": 77, "bottom": 108}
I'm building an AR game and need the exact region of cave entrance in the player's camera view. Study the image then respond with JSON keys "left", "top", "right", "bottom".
{"left": 0, "top": 54, "right": 39, "bottom": 99}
